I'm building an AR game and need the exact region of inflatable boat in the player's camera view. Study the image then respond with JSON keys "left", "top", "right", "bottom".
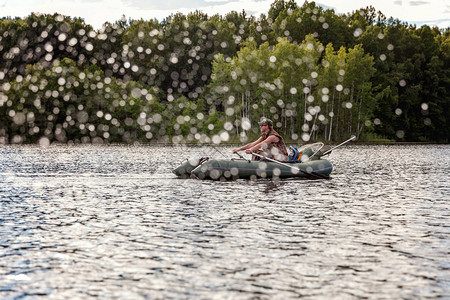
{"left": 173, "top": 142, "right": 335, "bottom": 180}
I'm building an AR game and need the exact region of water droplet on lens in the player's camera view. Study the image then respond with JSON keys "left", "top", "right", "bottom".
{"left": 39, "top": 137, "right": 50, "bottom": 147}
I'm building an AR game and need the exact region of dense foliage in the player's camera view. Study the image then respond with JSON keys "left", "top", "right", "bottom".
{"left": 1, "top": 1, "right": 448, "bottom": 144}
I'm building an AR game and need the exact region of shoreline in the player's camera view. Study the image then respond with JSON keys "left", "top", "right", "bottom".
{"left": 0, "top": 141, "right": 448, "bottom": 146}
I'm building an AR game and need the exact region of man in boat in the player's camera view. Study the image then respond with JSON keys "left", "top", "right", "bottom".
{"left": 232, "top": 118, "right": 288, "bottom": 161}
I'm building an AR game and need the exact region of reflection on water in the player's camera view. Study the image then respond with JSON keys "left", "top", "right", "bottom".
{"left": 1, "top": 144, "right": 449, "bottom": 298}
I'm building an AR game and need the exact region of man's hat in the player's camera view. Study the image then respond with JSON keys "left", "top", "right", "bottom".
{"left": 258, "top": 118, "right": 273, "bottom": 126}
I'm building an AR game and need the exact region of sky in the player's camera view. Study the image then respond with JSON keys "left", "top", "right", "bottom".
{"left": 1, "top": 0, "right": 449, "bottom": 30}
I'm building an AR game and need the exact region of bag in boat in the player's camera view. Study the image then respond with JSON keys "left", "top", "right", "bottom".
{"left": 287, "top": 142, "right": 326, "bottom": 163}
{"left": 287, "top": 146, "right": 301, "bottom": 162}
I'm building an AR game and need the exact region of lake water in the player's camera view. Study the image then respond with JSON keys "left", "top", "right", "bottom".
{"left": 1, "top": 144, "right": 449, "bottom": 299}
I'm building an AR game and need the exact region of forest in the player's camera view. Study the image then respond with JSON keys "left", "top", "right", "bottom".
{"left": 0, "top": 0, "right": 449, "bottom": 145}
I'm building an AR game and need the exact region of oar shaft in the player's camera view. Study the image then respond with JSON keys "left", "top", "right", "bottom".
{"left": 211, "top": 145, "right": 228, "bottom": 159}
{"left": 251, "top": 152, "right": 329, "bottom": 179}
{"left": 251, "top": 152, "right": 300, "bottom": 170}
{"left": 323, "top": 135, "right": 356, "bottom": 155}
{"left": 235, "top": 151, "right": 251, "bottom": 163}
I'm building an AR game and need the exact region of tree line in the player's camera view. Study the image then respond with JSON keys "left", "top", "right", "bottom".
{"left": 0, "top": 0, "right": 448, "bottom": 144}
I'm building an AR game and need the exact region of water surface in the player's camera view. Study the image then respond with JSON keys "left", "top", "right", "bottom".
{"left": 1, "top": 144, "right": 449, "bottom": 299}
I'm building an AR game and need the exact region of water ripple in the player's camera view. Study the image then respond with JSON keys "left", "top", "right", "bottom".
{"left": 1, "top": 144, "right": 449, "bottom": 299}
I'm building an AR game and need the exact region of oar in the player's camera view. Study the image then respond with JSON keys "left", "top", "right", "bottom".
{"left": 322, "top": 135, "right": 356, "bottom": 156}
{"left": 211, "top": 145, "right": 228, "bottom": 159}
{"left": 234, "top": 151, "right": 251, "bottom": 163}
{"left": 251, "top": 152, "right": 330, "bottom": 180}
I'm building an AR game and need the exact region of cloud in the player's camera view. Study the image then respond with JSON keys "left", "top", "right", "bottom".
{"left": 409, "top": 1, "right": 430, "bottom": 6}
{"left": 127, "top": 0, "right": 219, "bottom": 10}
{"left": 437, "top": 20, "right": 450, "bottom": 27}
